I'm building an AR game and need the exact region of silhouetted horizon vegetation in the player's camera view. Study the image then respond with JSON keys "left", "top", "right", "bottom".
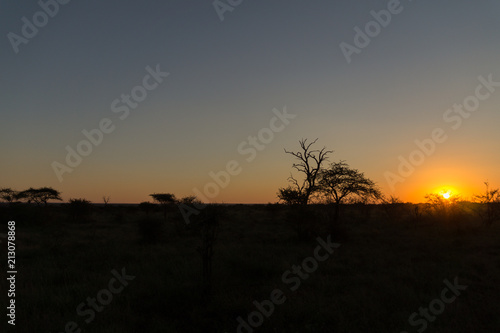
{"left": 1, "top": 142, "right": 499, "bottom": 332}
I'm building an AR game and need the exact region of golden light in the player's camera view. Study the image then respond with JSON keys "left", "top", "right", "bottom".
{"left": 431, "top": 186, "right": 458, "bottom": 201}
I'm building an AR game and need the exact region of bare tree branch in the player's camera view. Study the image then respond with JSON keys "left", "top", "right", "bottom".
{"left": 282, "top": 138, "right": 332, "bottom": 204}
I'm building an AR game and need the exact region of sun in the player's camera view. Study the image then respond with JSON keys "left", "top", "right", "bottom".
{"left": 432, "top": 186, "right": 459, "bottom": 201}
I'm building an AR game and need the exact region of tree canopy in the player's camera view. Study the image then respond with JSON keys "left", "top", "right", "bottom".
{"left": 17, "top": 187, "right": 62, "bottom": 206}
{"left": 149, "top": 193, "right": 177, "bottom": 205}
{"left": 0, "top": 188, "right": 18, "bottom": 203}
{"left": 318, "top": 161, "right": 381, "bottom": 205}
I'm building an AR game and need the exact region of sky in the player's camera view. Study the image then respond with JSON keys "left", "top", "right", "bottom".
{"left": 1, "top": 0, "right": 499, "bottom": 204}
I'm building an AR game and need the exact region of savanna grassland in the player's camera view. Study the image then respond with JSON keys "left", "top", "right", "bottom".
{"left": 1, "top": 202, "right": 500, "bottom": 333}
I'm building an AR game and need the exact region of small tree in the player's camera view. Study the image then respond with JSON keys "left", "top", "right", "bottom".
{"left": 279, "top": 138, "right": 332, "bottom": 205}
{"left": 17, "top": 187, "right": 62, "bottom": 206}
{"left": 319, "top": 161, "right": 381, "bottom": 225}
{"left": 474, "top": 182, "right": 500, "bottom": 226}
{"left": 149, "top": 193, "right": 182, "bottom": 234}
{"left": 149, "top": 193, "right": 176, "bottom": 220}
{"left": 102, "top": 195, "right": 111, "bottom": 207}
{"left": 381, "top": 195, "right": 402, "bottom": 205}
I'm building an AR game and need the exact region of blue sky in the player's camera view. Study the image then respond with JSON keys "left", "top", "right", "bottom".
{"left": 1, "top": 0, "right": 500, "bottom": 203}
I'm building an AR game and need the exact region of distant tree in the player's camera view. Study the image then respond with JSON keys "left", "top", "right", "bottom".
{"left": 278, "top": 138, "right": 332, "bottom": 205}
{"left": 178, "top": 195, "right": 202, "bottom": 205}
{"left": 17, "top": 187, "right": 62, "bottom": 206}
{"left": 424, "top": 192, "right": 462, "bottom": 223}
{"left": 319, "top": 161, "right": 381, "bottom": 225}
{"left": 473, "top": 182, "right": 500, "bottom": 226}
{"left": 0, "top": 188, "right": 18, "bottom": 203}
{"left": 149, "top": 193, "right": 177, "bottom": 227}
{"left": 150, "top": 193, "right": 176, "bottom": 204}
{"left": 424, "top": 193, "right": 448, "bottom": 208}
{"left": 102, "top": 195, "right": 111, "bottom": 206}
{"left": 425, "top": 192, "right": 461, "bottom": 208}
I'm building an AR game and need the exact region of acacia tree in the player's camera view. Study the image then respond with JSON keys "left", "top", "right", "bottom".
{"left": 149, "top": 193, "right": 177, "bottom": 221}
{"left": 318, "top": 161, "right": 381, "bottom": 225}
{"left": 0, "top": 188, "right": 18, "bottom": 204}
{"left": 278, "top": 138, "right": 332, "bottom": 205}
{"left": 17, "top": 187, "right": 62, "bottom": 206}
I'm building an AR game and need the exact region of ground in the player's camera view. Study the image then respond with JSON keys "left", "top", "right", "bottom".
{"left": 1, "top": 203, "right": 499, "bottom": 332}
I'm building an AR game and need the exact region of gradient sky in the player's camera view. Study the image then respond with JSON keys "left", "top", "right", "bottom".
{"left": 1, "top": 0, "right": 499, "bottom": 203}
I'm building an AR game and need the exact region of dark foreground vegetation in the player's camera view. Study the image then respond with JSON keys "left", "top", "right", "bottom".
{"left": 1, "top": 201, "right": 500, "bottom": 333}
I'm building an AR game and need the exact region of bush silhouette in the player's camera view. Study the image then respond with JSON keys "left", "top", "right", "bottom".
{"left": 67, "top": 198, "right": 92, "bottom": 223}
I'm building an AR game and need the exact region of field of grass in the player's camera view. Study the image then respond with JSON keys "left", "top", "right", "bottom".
{"left": 1, "top": 203, "right": 500, "bottom": 333}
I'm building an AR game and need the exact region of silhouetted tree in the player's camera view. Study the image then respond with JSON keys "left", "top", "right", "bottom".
{"left": 319, "top": 161, "right": 381, "bottom": 225}
{"left": 424, "top": 191, "right": 464, "bottom": 225}
{"left": 102, "top": 195, "right": 111, "bottom": 207}
{"left": 425, "top": 193, "right": 449, "bottom": 208}
{"left": 474, "top": 182, "right": 500, "bottom": 226}
{"left": 17, "top": 187, "right": 62, "bottom": 206}
{"left": 278, "top": 138, "right": 332, "bottom": 204}
{"left": 0, "top": 188, "right": 18, "bottom": 203}
{"left": 150, "top": 193, "right": 184, "bottom": 234}
{"left": 381, "top": 195, "right": 402, "bottom": 205}
{"left": 425, "top": 192, "right": 460, "bottom": 210}
{"left": 150, "top": 193, "right": 176, "bottom": 219}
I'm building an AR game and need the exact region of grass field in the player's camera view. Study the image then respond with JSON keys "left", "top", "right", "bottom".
{"left": 1, "top": 203, "right": 500, "bottom": 333}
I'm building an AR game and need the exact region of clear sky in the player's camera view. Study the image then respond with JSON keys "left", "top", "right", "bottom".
{"left": 1, "top": 0, "right": 499, "bottom": 203}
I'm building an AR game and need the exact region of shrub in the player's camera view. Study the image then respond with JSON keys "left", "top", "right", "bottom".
{"left": 138, "top": 201, "right": 156, "bottom": 216}
{"left": 67, "top": 198, "right": 92, "bottom": 223}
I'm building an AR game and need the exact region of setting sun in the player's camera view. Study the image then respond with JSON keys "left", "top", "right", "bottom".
{"left": 432, "top": 186, "right": 459, "bottom": 201}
